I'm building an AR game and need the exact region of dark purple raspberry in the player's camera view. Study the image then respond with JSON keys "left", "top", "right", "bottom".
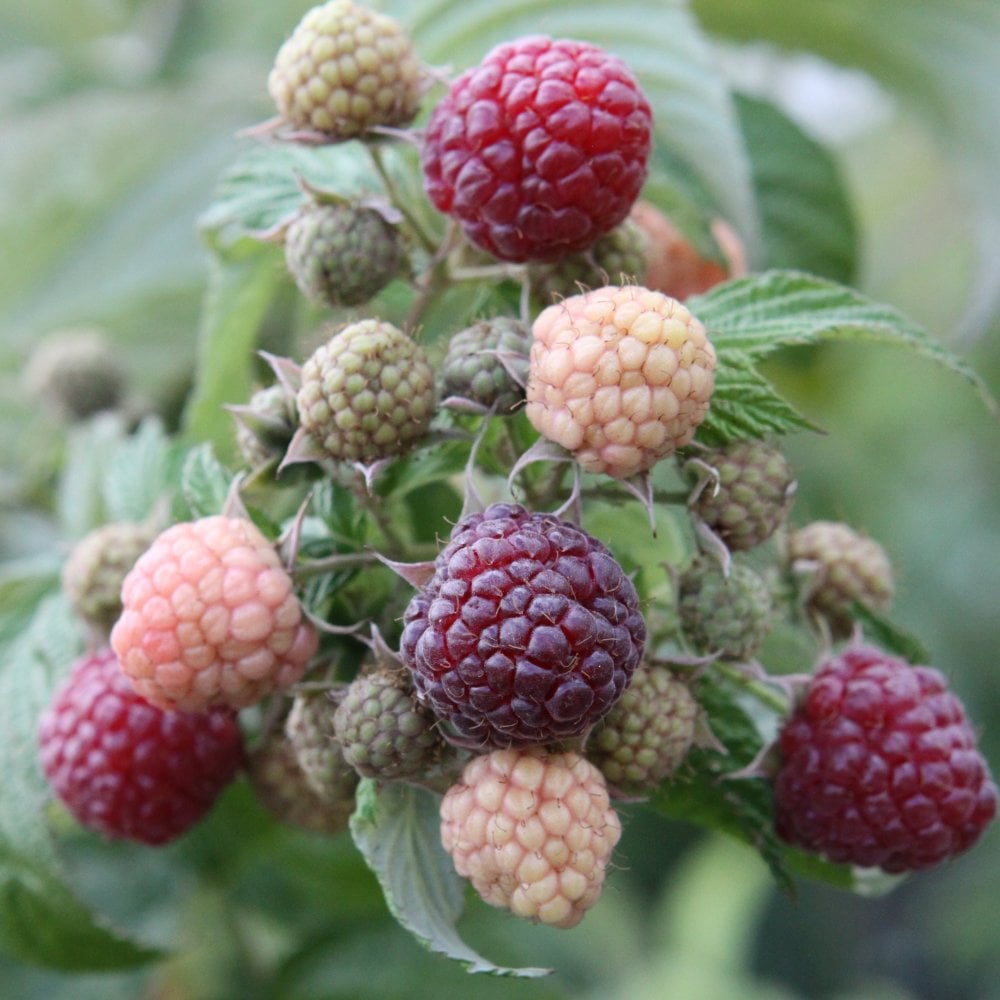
{"left": 421, "top": 36, "right": 652, "bottom": 263}
{"left": 773, "top": 644, "right": 997, "bottom": 873}
{"left": 38, "top": 649, "right": 244, "bottom": 845}
{"left": 400, "top": 502, "right": 646, "bottom": 747}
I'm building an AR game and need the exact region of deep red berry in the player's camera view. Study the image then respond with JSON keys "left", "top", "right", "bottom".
{"left": 400, "top": 502, "right": 646, "bottom": 748}
{"left": 773, "top": 644, "right": 997, "bottom": 873}
{"left": 38, "top": 649, "right": 244, "bottom": 845}
{"left": 421, "top": 36, "right": 652, "bottom": 263}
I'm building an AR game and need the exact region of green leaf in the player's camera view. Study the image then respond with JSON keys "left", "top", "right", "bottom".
{"left": 692, "top": 0, "right": 1000, "bottom": 338}
{"left": 735, "top": 94, "right": 857, "bottom": 283}
{"left": 690, "top": 270, "right": 998, "bottom": 444}
{"left": 199, "top": 141, "right": 392, "bottom": 255}
{"left": 349, "top": 780, "right": 549, "bottom": 978}
{"left": 700, "top": 351, "right": 817, "bottom": 446}
{"left": 181, "top": 247, "right": 285, "bottom": 454}
{"left": 650, "top": 674, "right": 853, "bottom": 893}
{"left": 851, "top": 605, "right": 931, "bottom": 666}
{"left": 0, "top": 595, "right": 162, "bottom": 970}
{"left": 0, "top": 557, "right": 60, "bottom": 652}
{"left": 178, "top": 443, "right": 233, "bottom": 520}
{"left": 387, "top": 0, "right": 761, "bottom": 256}
{"left": 101, "top": 417, "right": 177, "bottom": 524}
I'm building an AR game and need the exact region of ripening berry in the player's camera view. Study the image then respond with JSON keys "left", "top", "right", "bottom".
{"left": 440, "top": 747, "right": 622, "bottom": 928}
{"left": 268, "top": 0, "right": 424, "bottom": 140}
{"left": 526, "top": 285, "right": 716, "bottom": 479}
{"left": 111, "top": 515, "right": 317, "bottom": 711}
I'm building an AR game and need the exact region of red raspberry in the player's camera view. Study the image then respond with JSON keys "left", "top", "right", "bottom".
{"left": 421, "top": 36, "right": 652, "bottom": 263}
{"left": 111, "top": 515, "right": 318, "bottom": 712}
{"left": 773, "top": 644, "right": 997, "bottom": 872}
{"left": 38, "top": 649, "right": 243, "bottom": 845}
{"left": 400, "top": 502, "right": 646, "bottom": 748}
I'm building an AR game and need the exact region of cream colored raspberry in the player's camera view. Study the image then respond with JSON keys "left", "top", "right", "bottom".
{"left": 111, "top": 515, "right": 317, "bottom": 711}
{"left": 787, "top": 520, "right": 894, "bottom": 638}
{"left": 526, "top": 285, "right": 716, "bottom": 479}
{"left": 268, "top": 0, "right": 423, "bottom": 140}
{"left": 440, "top": 747, "right": 621, "bottom": 930}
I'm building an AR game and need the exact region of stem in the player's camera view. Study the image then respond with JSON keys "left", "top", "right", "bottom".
{"left": 293, "top": 550, "right": 378, "bottom": 581}
{"left": 404, "top": 221, "right": 459, "bottom": 334}
{"left": 713, "top": 661, "right": 789, "bottom": 714}
{"left": 367, "top": 144, "right": 438, "bottom": 254}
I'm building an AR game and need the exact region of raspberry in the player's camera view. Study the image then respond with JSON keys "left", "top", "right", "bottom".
{"left": 333, "top": 668, "right": 444, "bottom": 781}
{"left": 440, "top": 747, "right": 621, "bottom": 928}
{"left": 400, "top": 502, "right": 646, "bottom": 748}
{"left": 630, "top": 202, "right": 746, "bottom": 299}
{"left": 529, "top": 217, "right": 648, "bottom": 303}
{"left": 24, "top": 328, "right": 125, "bottom": 421}
{"left": 688, "top": 439, "right": 796, "bottom": 551}
{"left": 234, "top": 384, "right": 298, "bottom": 470}
{"left": 285, "top": 690, "right": 361, "bottom": 802}
{"left": 38, "top": 649, "right": 243, "bottom": 845}
{"left": 421, "top": 36, "right": 652, "bottom": 263}
{"left": 296, "top": 320, "right": 436, "bottom": 464}
{"left": 677, "top": 555, "right": 773, "bottom": 660}
{"left": 62, "top": 521, "right": 155, "bottom": 633}
{"left": 526, "top": 285, "right": 717, "bottom": 479}
{"left": 773, "top": 644, "right": 997, "bottom": 872}
{"left": 248, "top": 728, "right": 356, "bottom": 836}
{"left": 111, "top": 515, "right": 318, "bottom": 712}
{"left": 787, "top": 520, "right": 894, "bottom": 638}
{"left": 284, "top": 200, "right": 404, "bottom": 308}
{"left": 440, "top": 316, "right": 530, "bottom": 413}
{"left": 268, "top": 0, "right": 423, "bottom": 140}
{"left": 587, "top": 664, "right": 700, "bottom": 795}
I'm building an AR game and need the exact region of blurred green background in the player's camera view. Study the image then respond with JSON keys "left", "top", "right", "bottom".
{"left": 2, "top": 1, "right": 998, "bottom": 997}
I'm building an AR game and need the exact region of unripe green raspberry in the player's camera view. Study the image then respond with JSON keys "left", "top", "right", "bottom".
{"left": 689, "top": 439, "right": 796, "bottom": 551}
{"left": 333, "top": 668, "right": 444, "bottom": 781}
{"left": 526, "top": 285, "right": 716, "bottom": 479}
{"left": 440, "top": 747, "right": 621, "bottom": 929}
{"left": 268, "top": 0, "right": 423, "bottom": 140}
{"left": 297, "top": 319, "right": 436, "bottom": 463}
{"left": 440, "top": 317, "right": 530, "bottom": 413}
{"left": 678, "top": 555, "right": 773, "bottom": 660}
{"left": 235, "top": 385, "right": 298, "bottom": 469}
{"left": 248, "top": 729, "right": 356, "bottom": 836}
{"left": 24, "top": 328, "right": 125, "bottom": 421}
{"left": 285, "top": 690, "right": 359, "bottom": 803}
{"left": 530, "top": 218, "right": 648, "bottom": 303}
{"left": 587, "top": 664, "right": 700, "bottom": 795}
{"left": 285, "top": 201, "right": 404, "bottom": 308}
{"left": 787, "top": 520, "right": 894, "bottom": 638}
{"left": 62, "top": 521, "right": 156, "bottom": 634}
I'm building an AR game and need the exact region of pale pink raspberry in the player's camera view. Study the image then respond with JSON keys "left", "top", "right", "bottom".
{"left": 111, "top": 515, "right": 317, "bottom": 712}
{"left": 440, "top": 747, "right": 621, "bottom": 929}
{"left": 525, "top": 285, "right": 716, "bottom": 479}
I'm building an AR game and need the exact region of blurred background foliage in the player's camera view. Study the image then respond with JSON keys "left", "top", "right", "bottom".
{"left": 1, "top": 1, "right": 999, "bottom": 997}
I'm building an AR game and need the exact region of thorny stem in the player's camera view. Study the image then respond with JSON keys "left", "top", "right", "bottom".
{"left": 582, "top": 484, "right": 690, "bottom": 506}
{"left": 404, "top": 220, "right": 460, "bottom": 334}
{"left": 713, "top": 660, "right": 789, "bottom": 715}
{"left": 367, "top": 144, "right": 438, "bottom": 255}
